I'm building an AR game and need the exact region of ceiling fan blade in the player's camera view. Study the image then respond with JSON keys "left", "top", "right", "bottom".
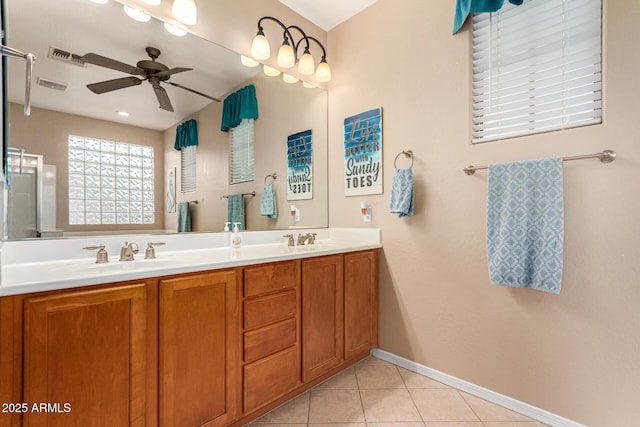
{"left": 82, "top": 52, "right": 145, "bottom": 76}
{"left": 167, "top": 81, "right": 221, "bottom": 102}
{"left": 153, "top": 85, "right": 174, "bottom": 112}
{"left": 154, "top": 67, "right": 193, "bottom": 78}
{"left": 87, "top": 76, "right": 143, "bottom": 94}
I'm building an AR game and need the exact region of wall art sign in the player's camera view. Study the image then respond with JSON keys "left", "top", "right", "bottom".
{"left": 287, "top": 129, "right": 313, "bottom": 200}
{"left": 343, "top": 107, "right": 383, "bottom": 196}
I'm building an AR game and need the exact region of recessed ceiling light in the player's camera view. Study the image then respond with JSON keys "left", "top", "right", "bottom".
{"left": 117, "top": 111, "right": 131, "bottom": 117}
{"left": 123, "top": 5, "right": 151, "bottom": 22}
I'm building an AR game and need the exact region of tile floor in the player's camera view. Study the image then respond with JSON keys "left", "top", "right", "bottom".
{"left": 248, "top": 356, "right": 546, "bottom": 427}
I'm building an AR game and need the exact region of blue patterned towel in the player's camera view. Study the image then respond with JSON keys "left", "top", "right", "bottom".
{"left": 389, "top": 168, "right": 414, "bottom": 217}
{"left": 259, "top": 185, "right": 277, "bottom": 219}
{"left": 487, "top": 157, "right": 564, "bottom": 294}
{"left": 226, "top": 194, "right": 245, "bottom": 230}
{"left": 177, "top": 202, "right": 191, "bottom": 232}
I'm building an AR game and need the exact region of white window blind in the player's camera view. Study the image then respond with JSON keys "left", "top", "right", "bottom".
{"left": 230, "top": 118, "right": 255, "bottom": 184}
{"left": 180, "top": 145, "right": 197, "bottom": 193}
{"left": 471, "top": 0, "right": 602, "bottom": 143}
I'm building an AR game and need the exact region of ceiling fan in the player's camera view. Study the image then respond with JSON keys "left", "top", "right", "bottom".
{"left": 82, "top": 46, "right": 220, "bottom": 112}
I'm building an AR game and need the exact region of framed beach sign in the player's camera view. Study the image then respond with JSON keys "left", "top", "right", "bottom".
{"left": 287, "top": 129, "right": 313, "bottom": 200}
{"left": 343, "top": 107, "right": 382, "bottom": 196}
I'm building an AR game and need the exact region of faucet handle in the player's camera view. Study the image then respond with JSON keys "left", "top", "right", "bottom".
{"left": 145, "top": 242, "right": 166, "bottom": 259}
{"left": 83, "top": 245, "right": 109, "bottom": 264}
{"left": 282, "top": 234, "right": 295, "bottom": 247}
{"left": 309, "top": 233, "right": 317, "bottom": 244}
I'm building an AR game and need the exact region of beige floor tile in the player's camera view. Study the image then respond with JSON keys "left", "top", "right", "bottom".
{"left": 366, "top": 423, "right": 425, "bottom": 427}
{"left": 309, "top": 424, "right": 366, "bottom": 427}
{"left": 398, "top": 367, "right": 451, "bottom": 389}
{"left": 409, "top": 389, "right": 479, "bottom": 422}
{"left": 253, "top": 393, "right": 309, "bottom": 424}
{"left": 360, "top": 388, "right": 422, "bottom": 422}
{"left": 356, "top": 364, "right": 405, "bottom": 389}
{"left": 357, "top": 356, "right": 396, "bottom": 367}
{"left": 482, "top": 422, "right": 545, "bottom": 427}
{"left": 308, "top": 389, "right": 365, "bottom": 423}
{"left": 459, "top": 392, "right": 532, "bottom": 422}
{"left": 249, "top": 424, "right": 306, "bottom": 427}
{"left": 315, "top": 366, "right": 359, "bottom": 389}
{"left": 424, "top": 423, "right": 483, "bottom": 427}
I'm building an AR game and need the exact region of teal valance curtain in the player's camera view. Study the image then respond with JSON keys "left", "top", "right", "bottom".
{"left": 453, "top": 0, "right": 523, "bottom": 34}
{"left": 174, "top": 119, "right": 198, "bottom": 151}
{"left": 220, "top": 84, "right": 259, "bottom": 131}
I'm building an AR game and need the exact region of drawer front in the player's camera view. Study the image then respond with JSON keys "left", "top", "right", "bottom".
{"left": 244, "top": 318, "right": 296, "bottom": 363}
{"left": 244, "top": 290, "right": 296, "bottom": 330}
{"left": 244, "top": 261, "right": 298, "bottom": 298}
{"left": 243, "top": 346, "right": 299, "bottom": 413}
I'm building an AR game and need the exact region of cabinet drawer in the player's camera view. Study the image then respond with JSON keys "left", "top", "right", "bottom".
{"left": 244, "top": 318, "right": 296, "bottom": 363}
{"left": 244, "top": 261, "right": 298, "bottom": 298}
{"left": 244, "top": 290, "right": 296, "bottom": 330}
{"left": 243, "top": 346, "right": 299, "bottom": 413}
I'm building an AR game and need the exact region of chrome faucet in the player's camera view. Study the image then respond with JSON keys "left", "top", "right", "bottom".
{"left": 297, "top": 233, "right": 317, "bottom": 245}
{"left": 119, "top": 241, "right": 139, "bottom": 261}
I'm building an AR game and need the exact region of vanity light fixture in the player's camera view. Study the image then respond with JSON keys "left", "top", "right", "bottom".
{"left": 283, "top": 73, "right": 298, "bottom": 84}
{"left": 263, "top": 65, "right": 281, "bottom": 77}
{"left": 172, "top": 0, "right": 197, "bottom": 26}
{"left": 89, "top": 0, "right": 109, "bottom": 4}
{"left": 117, "top": 111, "right": 130, "bottom": 117}
{"left": 240, "top": 55, "right": 260, "bottom": 67}
{"left": 142, "top": 0, "right": 161, "bottom": 5}
{"left": 302, "top": 81, "right": 316, "bottom": 89}
{"left": 164, "top": 21, "right": 188, "bottom": 36}
{"left": 251, "top": 16, "right": 331, "bottom": 82}
{"left": 123, "top": 5, "right": 151, "bottom": 22}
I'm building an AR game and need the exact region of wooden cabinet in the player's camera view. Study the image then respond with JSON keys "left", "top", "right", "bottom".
{"left": 241, "top": 261, "right": 301, "bottom": 414}
{"left": 344, "top": 250, "right": 379, "bottom": 361}
{"left": 159, "top": 271, "right": 238, "bottom": 427}
{"left": 301, "top": 254, "right": 345, "bottom": 382}
{"left": 21, "top": 283, "right": 149, "bottom": 427}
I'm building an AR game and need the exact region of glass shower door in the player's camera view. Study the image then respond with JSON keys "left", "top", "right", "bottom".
{"left": 7, "top": 149, "right": 42, "bottom": 239}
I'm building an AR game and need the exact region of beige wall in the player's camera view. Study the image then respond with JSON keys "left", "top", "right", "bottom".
{"left": 8, "top": 103, "right": 165, "bottom": 233}
{"left": 163, "top": 72, "right": 327, "bottom": 232}
{"left": 327, "top": 1, "right": 640, "bottom": 426}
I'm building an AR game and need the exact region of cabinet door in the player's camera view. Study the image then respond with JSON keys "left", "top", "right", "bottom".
{"left": 22, "top": 284, "right": 147, "bottom": 427}
{"left": 344, "top": 250, "right": 379, "bottom": 361}
{"left": 159, "top": 271, "right": 238, "bottom": 427}
{"left": 301, "top": 255, "right": 344, "bottom": 382}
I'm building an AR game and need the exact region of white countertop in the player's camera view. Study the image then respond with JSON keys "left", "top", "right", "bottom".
{"left": 0, "top": 228, "right": 380, "bottom": 297}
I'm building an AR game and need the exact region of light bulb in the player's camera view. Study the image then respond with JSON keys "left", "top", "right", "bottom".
{"left": 241, "top": 55, "right": 259, "bottom": 67}
{"left": 251, "top": 33, "right": 271, "bottom": 60}
{"left": 297, "top": 51, "right": 315, "bottom": 75}
{"left": 315, "top": 59, "right": 331, "bottom": 82}
{"left": 283, "top": 73, "right": 298, "bottom": 84}
{"left": 277, "top": 42, "right": 295, "bottom": 69}
{"left": 263, "top": 65, "right": 280, "bottom": 77}
{"left": 124, "top": 5, "right": 151, "bottom": 22}
{"left": 164, "top": 21, "right": 188, "bottom": 36}
{"left": 172, "top": 0, "right": 197, "bottom": 26}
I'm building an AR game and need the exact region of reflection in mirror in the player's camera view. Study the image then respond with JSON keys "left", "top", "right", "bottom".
{"left": 5, "top": 0, "right": 328, "bottom": 240}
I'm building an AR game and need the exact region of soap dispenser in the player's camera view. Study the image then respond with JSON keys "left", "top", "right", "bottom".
{"left": 230, "top": 222, "right": 242, "bottom": 248}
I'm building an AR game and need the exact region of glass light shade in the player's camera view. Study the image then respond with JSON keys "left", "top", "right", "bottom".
{"left": 302, "top": 81, "right": 316, "bottom": 89}
{"left": 142, "top": 0, "right": 161, "bottom": 5}
{"left": 297, "top": 52, "right": 315, "bottom": 75}
{"left": 241, "top": 55, "right": 260, "bottom": 67}
{"left": 123, "top": 5, "right": 151, "bottom": 22}
{"left": 315, "top": 60, "right": 331, "bottom": 82}
{"left": 172, "top": 0, "right": 197, "bottom": 26}
{"left": 283, "top": 73, "right": 299, "bottom": 84}
{"left": 263, "top": 65, "right": 280, "bottom": 77}
{"left": 89, "top": 0, "right": 109, "bottom": 4}
{"left": 164, "top": 22, "right": 187, "bottom": 36}
{"left": 277, "top": 43, "right": 295, "bottom": 69}
{"left": 251, "top": 34, "right": 271, "bottom": 60}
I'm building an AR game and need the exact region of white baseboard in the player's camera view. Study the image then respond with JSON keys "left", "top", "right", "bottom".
{"left": 371, "top": 348, "right": 585, "bottom": 427}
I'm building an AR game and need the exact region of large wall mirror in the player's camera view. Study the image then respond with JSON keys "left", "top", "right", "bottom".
{"left": 4, "top": 0, "right": 328, "bottom": 240}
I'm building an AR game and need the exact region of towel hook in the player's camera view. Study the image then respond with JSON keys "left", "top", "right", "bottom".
{"left": 264, "top": 173, "right": 277, "bottom": 185}
{"left": 394, "top": 150, "right": 414, "bottom": 169}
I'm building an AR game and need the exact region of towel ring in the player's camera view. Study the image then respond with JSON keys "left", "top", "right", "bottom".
{"left": 394, "top": 150, "right": 414, "bottom": 169}
{"left": 264, "top": 173, "right": 277, "bottom": 185}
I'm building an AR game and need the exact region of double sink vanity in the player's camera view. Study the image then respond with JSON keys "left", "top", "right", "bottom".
{"left": 0, "top": 228, "right": 380, "bottom": 426}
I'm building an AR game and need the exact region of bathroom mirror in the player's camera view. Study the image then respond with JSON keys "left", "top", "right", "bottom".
{"left": 4, "top": 0, "right": 328, "bottom": 239}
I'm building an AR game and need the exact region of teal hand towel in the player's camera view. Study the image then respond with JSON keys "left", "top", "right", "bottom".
{"left": 226, "top": 194, "right": 245, "bottom": 230}
{"left": 486, "top": 157, "right": 563, "bottom": 294}
{"left": 453, "top": 0, "right": 523, "bottom": 34}
{"left": 389, "top": 168, "right": 414, "bottom": 217}
{"left": 260, "top": 185, "right": 277, "bottom": 219}
{"left": 177, "top": 201, "right": 191, "bottom": 232}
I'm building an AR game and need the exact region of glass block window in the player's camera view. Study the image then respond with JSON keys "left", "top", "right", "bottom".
{"left": 68, "top": 135, "right": 154, "bottom": 225}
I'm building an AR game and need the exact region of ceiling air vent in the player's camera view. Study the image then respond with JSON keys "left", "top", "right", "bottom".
{"left": 47, "top": 46, "right": 86, "bottom": 67}
{"left": 37, "top": 77, "right": 68, "bottom": 91}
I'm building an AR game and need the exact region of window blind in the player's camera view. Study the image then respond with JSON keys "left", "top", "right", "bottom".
{"left": 471, "top": 0, "right": 602, "bottom": 143}
{"left": 180, "top": 145, "right": 197, "bottom": 193}
{"left": 230, "top": 118, "right": 255, "bottom": 184}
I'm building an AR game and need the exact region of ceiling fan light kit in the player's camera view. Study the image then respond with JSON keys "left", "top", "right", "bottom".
{"left": 249, "top": 16, "right": 331, "bottom": 83}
